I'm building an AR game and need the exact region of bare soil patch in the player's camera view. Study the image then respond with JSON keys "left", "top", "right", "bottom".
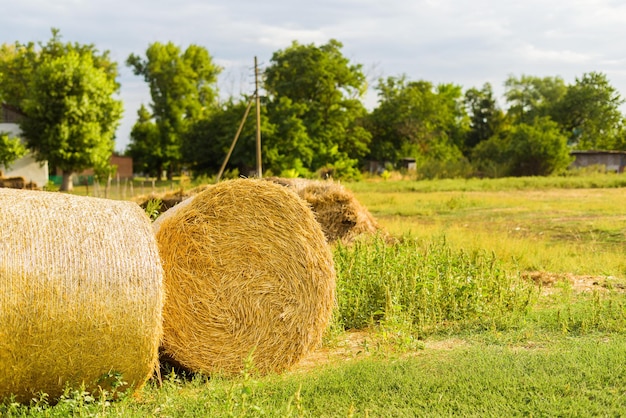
{"left": 293, "top": 331, "right": 469, "bottom": 373}
{"left": 522, "top": 271, "right": 626, "bottom": 295}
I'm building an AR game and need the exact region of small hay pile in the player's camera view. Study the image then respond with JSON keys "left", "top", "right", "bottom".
{"left": 0, "top": 176, "right": 38, "bottom": 190}
{"left": 0, "top": 189, "right": 164, "bottom": 404}
{"left": 155, "top": 179, "right": 336, "bottom": 375}
{"left": 265, "top": 177, "right": 383, "bottom": 244}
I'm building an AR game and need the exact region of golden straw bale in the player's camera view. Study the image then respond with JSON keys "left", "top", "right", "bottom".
{"left": 0, "top": 189, "right": 164, "bottom": 404}
{"left": 155, "top": 179, "right": 336, "bottom": 375}
{"left": 265, "top": 178, "right": 383, "bottom": 244}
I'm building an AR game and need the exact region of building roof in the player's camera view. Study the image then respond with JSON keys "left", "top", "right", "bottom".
{"left": 1, "top": 103, "right": 25, "bottom": 124}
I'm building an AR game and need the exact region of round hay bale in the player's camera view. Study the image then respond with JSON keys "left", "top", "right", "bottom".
{"left": 265, "top": 178, "right": 383, "bottom": 244}
{"left": 156, "top": 179, "right": 336, "bottom": 375}
{"left": 0, "top": 189, "right": 164, "bottom": 404}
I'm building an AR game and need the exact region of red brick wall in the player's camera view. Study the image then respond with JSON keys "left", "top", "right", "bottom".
{"left": 110, "top": 155, "right": 133, "bottom": 179}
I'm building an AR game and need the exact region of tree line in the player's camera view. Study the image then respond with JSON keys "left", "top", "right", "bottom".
{"left": 1, "top": 29, "right": 625, "bottom": 190}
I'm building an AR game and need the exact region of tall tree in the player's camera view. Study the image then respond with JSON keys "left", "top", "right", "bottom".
{"left": 0, "top": 28, "right": 119, "bottom": 111}
{"left": 182, "top": 98, "right": 259, "bottom": 176}
{"left": 367, "top": 76, "right": 469, "bottom": 167}
{"left": 127, "top": 42, "right": 221, "bottom": 180}
{"left": 126, "top": 105, "right": 160, "bottom": 177}
{"left": 263, "top": 39, "right": 370, "bottom": 178}
{"left": 463, "top": 83, "right": 506, "bottom": 151}
{"left": 20, "top": 51, "right": 122, "bottom": 191}
{"left": 0, "top": 29, "right": 122, "bottom": 191}
{"left": 551, "top": 72, "right": 624, "bottom": 149}
{"left": 504, "top": 75, "right": 567, "bottom": 124}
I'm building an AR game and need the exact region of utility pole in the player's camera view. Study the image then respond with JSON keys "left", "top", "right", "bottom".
{"left": 215, "top": 57, "right": 262, "bottom": 182}
{"left": 215, "top": 99, "right": 254, "bottom": 183}
{"left": 254, "top": 56, "right": 262, "bottom": 178}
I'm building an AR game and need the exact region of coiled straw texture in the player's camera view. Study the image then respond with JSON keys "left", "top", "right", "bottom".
{"left": 156, "top": 179, "right": 336, "bottom": 375}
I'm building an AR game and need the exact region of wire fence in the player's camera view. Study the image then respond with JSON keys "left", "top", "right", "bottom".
{"left": 48, "top": 174, "right": 180, "bottom": 201}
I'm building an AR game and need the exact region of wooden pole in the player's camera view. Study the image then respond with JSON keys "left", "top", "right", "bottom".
{"left": 216, "top": 99, "right": 255, "bottom": 183}
{"left": 255, "top": 56, "right": 262, "bottom": 178}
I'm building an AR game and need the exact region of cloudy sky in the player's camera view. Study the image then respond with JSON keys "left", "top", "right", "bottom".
{"left": 2, "top": 0, "right": 625, "bottom": 152}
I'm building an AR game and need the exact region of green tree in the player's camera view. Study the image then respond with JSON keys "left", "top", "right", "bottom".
{"left": 0, "top": 43, "right": 37, "bottom": 107}
{"left": 613, "top": 118, "right": 626, "bottom": 150}
{"left": 182, "top": 98, "right": 259, "bottom": 176}
{"left": 0, "top": 28, "right": 119, "bottom": 111}
{"left": 20, "top": 51, "right": 122, "bottom": 190}
{"left": 367, "top": 76, "right": 469, "bottom": 172}
{"left": 472, "top": 117, "right": 571, "bottom": 177}
{"left": 262, "top": 96, "right": 313, "bottom": 177}
{"left": 504, "top": 75, "right": 567, "bottom": 124}
{"left": 127, "top": 42, "right": 221, "bottom": 180}
{"left": 263, "top": 39, "right": 370, "bottom": 178}
{"left": 463, "top": 83, "right": 506, "bottom": 151}
{"left": 0, "top": 29, "right": 121, "bottom": 190}
{"left": 183, "top": 96, "right": 316, "bottom": 179}
{"left": 0, "top": 132, "right": 27, "bottom": 171}
{"left": 551, "top": 72, "right": 624, "bottom": 149}
{"left": 126, "top": 105, "right": 161, "bottom": 177}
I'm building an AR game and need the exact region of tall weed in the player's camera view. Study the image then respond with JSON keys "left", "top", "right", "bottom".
{"left": 333, "top": 236, "right": 537, "bottom": 336}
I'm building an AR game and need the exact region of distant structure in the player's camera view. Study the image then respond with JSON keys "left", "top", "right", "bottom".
{"left": 76, "top": 154, "right": 134, "bottom": 181}
{"left": 0, "top": 103, "right": 49, "bottom": 188}
{"left": 570, "top": 150, "right": 626, "bottom": 173}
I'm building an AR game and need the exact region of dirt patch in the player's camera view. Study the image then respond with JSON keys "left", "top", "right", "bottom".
{"left": 292, "top": 332, "right": 471, "bottom": 373}
{"left": 522, "top": 271, "right": 626, "bottom": 295}
{"left": 294, "top": 331, "right": 372, "bottom": 372}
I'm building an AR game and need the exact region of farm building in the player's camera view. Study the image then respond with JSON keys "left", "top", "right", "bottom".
{"left": 72, "top": 154, "right": 134, "bottom": 181}
{"left": 570, "top": 150, "right": 626, "bottom": 173}
{"left": 0, "top": 104, "right": 49, "bottom": 188}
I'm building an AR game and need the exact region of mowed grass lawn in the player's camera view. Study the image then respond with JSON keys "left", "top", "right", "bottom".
{"left": 4, "top": 174, "right": 626, "bottom": 417}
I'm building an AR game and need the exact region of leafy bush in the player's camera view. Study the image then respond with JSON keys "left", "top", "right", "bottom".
{"left": 0, "top": 133, "right": 27, "bottom": 169}
{"left": 472, "top": 117, "right": 572, "bottom": 177}
{"left": 415, "top": 156, "right": 474, "bottom": 180}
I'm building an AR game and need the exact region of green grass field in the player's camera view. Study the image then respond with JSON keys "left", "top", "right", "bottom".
{"left": 351, "top": 177, "right": 626, "bottom": 279}
{"left": 3, "top": 174, "right": 626, "bottom": 417}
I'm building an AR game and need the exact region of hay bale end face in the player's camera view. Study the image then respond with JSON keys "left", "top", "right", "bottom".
{"left": 156, "top": 179, "right": 336, "bottom": 375}
{"left": 0, "top": 189, "right": 164, "bottom": 404}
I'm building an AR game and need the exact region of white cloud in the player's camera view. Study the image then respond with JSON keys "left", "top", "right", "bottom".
{"left": 255, "top": 26, "right": 328, "bottom": 49}
{"left": 517, "top": 44, "right": 592, "bottom": 64}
